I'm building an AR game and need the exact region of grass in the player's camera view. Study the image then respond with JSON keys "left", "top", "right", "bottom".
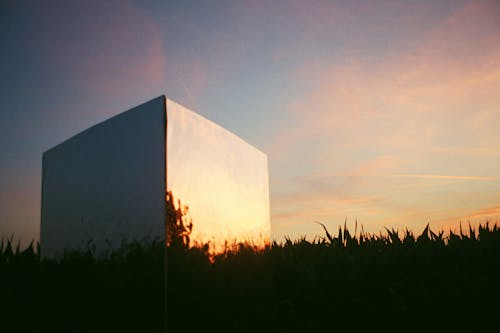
{"left": 1, "top": 222, "right": 499, "bottom": 331}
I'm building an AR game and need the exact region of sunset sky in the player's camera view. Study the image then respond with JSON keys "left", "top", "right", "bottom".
{"left": 1, "top": 0, "right": 499, "bottom": 244}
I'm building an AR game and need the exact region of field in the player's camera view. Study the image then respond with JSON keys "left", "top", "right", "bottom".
{"left": 1, "top": 222, "right": 499, "bottom": 332}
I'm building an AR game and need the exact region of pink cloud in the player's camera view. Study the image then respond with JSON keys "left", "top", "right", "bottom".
{"left": 267, "top": 0, "right": 500, "bottom": 239}
{"left": 267, "top": 0, "right": 500, "bottom": 159}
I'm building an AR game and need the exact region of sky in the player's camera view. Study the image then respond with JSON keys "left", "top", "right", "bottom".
{"left": 1, "top": 0, "right": 499, "bottom": 245}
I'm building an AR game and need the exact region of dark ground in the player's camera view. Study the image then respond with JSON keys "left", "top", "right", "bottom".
{"left": 1, "top": 224, "right": 499, "bottom": 332}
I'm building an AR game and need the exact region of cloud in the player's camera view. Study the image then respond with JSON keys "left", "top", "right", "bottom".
{"left": 434, "top": 204, "right": 500, "bottom": 232}
{"left": 430, "top": 146, "right": 500, "bottom": 156}
{"left": 267, "top": 0, "right": 500, "bottom": 166}
{"left": 267, "top": 0, "right": 500, "bottom": 238}
{"left": 271, "top": 155, "right": 397, "bottom": 210}
{"left": 268, "top": 0, "right": 500, "bottom": 152}
{"left": 389, "top": 174, "right": 500, "bottom": 181}
{"left": 461, "top": 205, "right": 500, "bottom": 221}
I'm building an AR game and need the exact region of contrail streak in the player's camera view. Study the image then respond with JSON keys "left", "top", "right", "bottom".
{"left": 179, "top": 77, "right": 194, "bottom": 103}
{"left": 389, "top": 174, "right": 500, "bottom": 181}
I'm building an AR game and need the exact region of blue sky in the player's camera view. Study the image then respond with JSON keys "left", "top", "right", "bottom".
{"left": 1, "top": 0, "right": 499, "bottom": 244}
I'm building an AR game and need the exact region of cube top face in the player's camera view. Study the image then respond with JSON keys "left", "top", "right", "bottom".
{"left": 41, "top": 96, "right": 270, "bottom": 257}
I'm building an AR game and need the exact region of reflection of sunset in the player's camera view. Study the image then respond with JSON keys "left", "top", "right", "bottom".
{"left": 166, "top": 99, "right": 270, "bottom": 253}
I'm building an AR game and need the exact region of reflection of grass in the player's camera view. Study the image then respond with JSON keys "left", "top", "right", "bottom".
{"left": 166, "top": 190, "right": 270, "bottom": 257}
{"left": 1, "top": 222, "right": 499, "bottom": 331}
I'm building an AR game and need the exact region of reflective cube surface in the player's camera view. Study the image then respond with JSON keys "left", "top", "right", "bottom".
{"left": 41, "top": 95, "right": 270, "bottom": 256}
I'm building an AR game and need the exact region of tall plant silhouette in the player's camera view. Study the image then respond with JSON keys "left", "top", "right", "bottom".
{"left": 165, "top": 190, "right": 193, "bottom": 250}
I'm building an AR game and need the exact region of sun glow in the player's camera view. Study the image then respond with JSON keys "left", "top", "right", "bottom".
{"left": 166, "top": 99, "right": 270, "bottom": 254}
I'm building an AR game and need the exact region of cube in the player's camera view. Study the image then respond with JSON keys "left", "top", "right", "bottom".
{"left": 40, "top": 96, "right": 270, "bottom": 257}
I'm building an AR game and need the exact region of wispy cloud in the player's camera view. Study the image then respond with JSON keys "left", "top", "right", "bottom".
{"left": 389, "top": 174, "right": 500, "bottom": 181}
{"left": 460, "top": 205, "right": 500, "bottom": 221}
{"left": 430, "top": 146, "right": 500, "bottom": 156}
{"left": 266, "top": 0, "right": 500, "bottom": 239}
{"left": 435, "top": 204, "right": 500, "bottom": 231}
